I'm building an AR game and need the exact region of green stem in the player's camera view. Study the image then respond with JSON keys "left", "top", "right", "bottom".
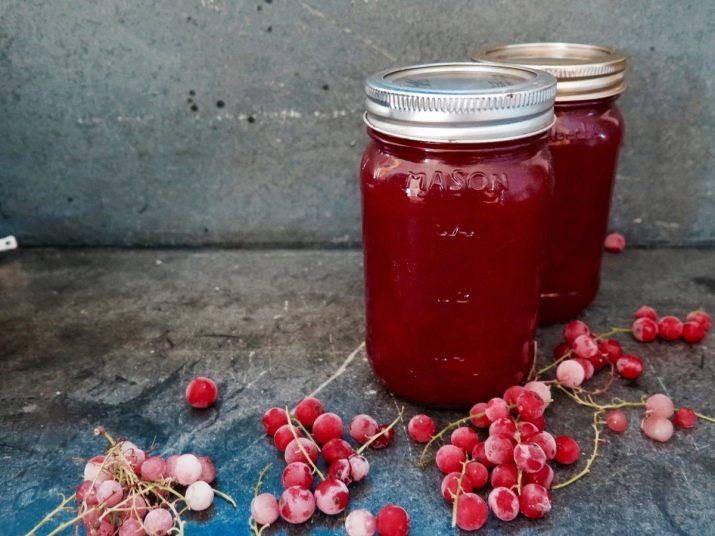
{"left": 417, "top": 416, "right": 473, "bottom": 467}
{"left": 552, "top": 410, "right": 603, "bottom": 490}
{"left": 26, "top": 494, "right": 76, "bottom": 535}
{"left": 284, "top": 407, "right": 324, "bottom": 480}
{"left": 356, "top": 407, "right": 404, "bottom": 455}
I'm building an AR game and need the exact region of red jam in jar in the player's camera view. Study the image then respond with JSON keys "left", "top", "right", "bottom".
{"left": 361, "top": 63, "right": 557, "bottom": 407}
{"left": 474, "top": 44, "right": 627, "bottom": 324}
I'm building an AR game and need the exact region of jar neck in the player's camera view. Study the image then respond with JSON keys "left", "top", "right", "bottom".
{"left": 367, "top": 128, "right": 549, "bottom": 157}
{"left": 554, "top": 95, "right": 620, "bottom": 112}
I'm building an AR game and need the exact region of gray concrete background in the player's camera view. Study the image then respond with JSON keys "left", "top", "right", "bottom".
{"left": 1, "top": 0, "right": 714, "bottom": 247}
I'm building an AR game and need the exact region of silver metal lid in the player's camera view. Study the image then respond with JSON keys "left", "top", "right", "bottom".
{"left": 364, "top": 62, "right": 556, "bottom": 143}
{"left": 472, "top": 43, "right": 627, "bottom": 102}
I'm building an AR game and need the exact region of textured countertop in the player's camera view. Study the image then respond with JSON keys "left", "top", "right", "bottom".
{"left": 1, "top": 248, "right": 714, "bottom": 535}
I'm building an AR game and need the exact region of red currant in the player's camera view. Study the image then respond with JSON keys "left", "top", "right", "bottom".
{"left": 284, "top": 438, "right": 319, "bottom": 465}
{"left": 554, "top": 435, "right": 580, "bottom": 464}
{"left": 503, "top": 385, "right": 527, "bottom": 406}
{"left": 634, "top": 305, "right": 657, "bottom": 321}
{"left": 455, "top": 493, "right": 488, "bottom": 531}
{"left": 513, "top": 443, "right": 547, "bottom": 473}
{"left": 616, "top": 354, "right": 644, "bottom": 380}
{"left": 605, "top": 409, "right": 628, "bottom": 433}
{"left": 516, "top": 391, "right": 546, "bottom": 420}
{"left": 376, "top": 504, "right": 410, "bottom": 536}
{"left": 572, "top": 334, "right": 599, "bottom": 359}
{"left": 484, "top": 435, "right": 515, "bottom": 465}
{"left": 465, "top": 461, "right": 489, "bottom": 489}
{"left": 451, "top": 427, "right": 478, "bottom": 452}
{"left": 488, "top": 487, "right": 519, "bottom": 521}
{"left": 519, "top": 483, "right": 551, "bottom": 519}
{"left": 682, "top": 321, "right": 706, "bottom": 343}
{"left": 553, "top": 342, "right": 571, "bottom": 360}
{"left": 282, "top": 462, "right": 313, "bottom": 489}
{"left": 657, "top": 315, "right": 683, "bottom": 341}
{"left": 686, "top": 310, "right": 712, "bottom": 331}
{"left": 371, "top": 424, "right": 395, "bottom": 449}
{"left": 274, "top": 424, "right": 302, "bottom": 452}
{"left": 598, "top": 338, "right": 623, "bottom": 364}
{"left": 349, "top": 414, "right": 379, "bottom": 444}
{"left": 294, "top": 397, "right": 324, "bottom": 428}
{"left": 314, "top": 478, "right": 349, "bottom": 515}
{"left": 673, "top": 407, "right": 698, "bottom": 429}
{"left": 604, "top": 232, "right": 625, "bottom": 253}
{"left": 523, "top": 463, "right": 554, "bottom": 489}
{"left": 185, "top": 377, "right": 218, "bottom": 409}
{"left": 632, "top": 317, "right": 658, "bottom": 342}
{"left": 440, "top": 472, "right": 473, "bottom": 502}
{"left": 279, "top": 486, "right": 315, "bottom": 524}
{"left": 490, "top": 463, "right": 518, "bottom": 489}
{"left": 435, "top": 444, "right": 466, "bottom": 474}
{"left": 322, "top": 438, "right": 354, "bottom": 465}
{"left": 563, "top": 320, "right": 590, "bottom": 343}
{"left": 262, "top": 407, "right": 288, "bottom": 436}
{"left": 646, "top": 393, "right": 674, "bottom": 418}
{"left": 485, "top": 397, "right": 510, "bottom": 421}
{"left": 642, "top": 415, "right": 673, "bottom": 442}
{"left": 407, "top": 414, "right": 435, "bottom": 443}
{"left": 312, "top": 412, "right": 343, "bottom": 445}
{"left": 469, "top": 403, "right": 490, "bottom": 428}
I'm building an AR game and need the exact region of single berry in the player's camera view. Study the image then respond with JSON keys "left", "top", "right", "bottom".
{"left": 75, "top": 481, "right": 98, "bottom": 506}
{"left": 274, "top": 423, "right": 302, "bottom": 452}
{"left": 455, "top": 493, "right": 488, "bottom": 531}
{"left": 469, "top": 403, "right": 490, "bottom": 428}
{"left": 604, "top": 232, "right": 625, "bottom": 252}
{"left": 349, "top": 414, "right": 379, "bottom": 444}
{"left": 556, "top": 359, "right": 585, "bottom": 388}
{"left": 524, "top": 381, "right": 552, "bottom": 403}
{"left": 174, "top": 454, "right": 203, "bottom": 486}
{"left": 471, "top": 442, "right": 494, "bottom": 468}
{"left": 517, "top": 421, "right": 540, "bottom": 438}
{"left": 185, "top": 480, "right": 214, "bottom": 511}
{"left": 606, "top": 409, "right": 628, "bottom": 432}
{"left": 526, "top": 431, "right": 556, "bottom": 460}
{"left": 83, "top": 455, "right": 112, "bottom": 483}
{"left": 616, "top": 354, "right": 644, "bottom": 380}
{"left": 563, "top": 320, "right": 590, "bottom": 344}
{"left": 345, "top": 508, "right": 376, "bottom": 536}
{"left": 574, "top": 358, "right": 595, "bottom": 381}
{"left": 312, "top": 412, "right": 344, "bottom": 445}
{"left": 488, "top": 487, "right": 519, "bottom": 521}
{"left": 484, "top": 435, "right": 514, "bottom": 465}
{"left": 96, "top": 480, "right": 124, "bottom": 507}
{"left": 279, "top": 486, "right": 316, "bottom": 524}
{"left": 348, "top": 454, "right": 370, "bottom": 481}
{"left": 686, "top": 310, "right": 712, "bottom": 331}
{"left": 121, "top": 494, "right": 147, "bottom": 521}
{"left": 641, "top": 415, "right": 674, "bottom": 442}
{"left": 646, "top": 393, "right": 675, "bottom": 418}
{"left": 140, "top": 456, "right": 166, "bottom": 481}
{"left": 682, "top": 321, "right": 706, "bottom": 343}
{"left": 673, "top": 407, "right": 698, "bottom": 429}
{"left": 322, "top": 438, "right": 354, "bottom": 465}
{"left": 370, "top": 424, "right": 395, "bottom": 449}
{"left": 440, "top": 472, "right": 473, "bottom": 502}
{"left": 282, "top": 462, "right": 313, "bottom": 489}
{"left": 657, "top": 315, "right": 683, "bottom": 341}
{"left": 632, "top": 317, "right": 658, "bottom": 342}
{"left": 503, "top": 385, "right": 527, "bottom": 406}
{"left": 519, "top": 483, "right": 551, "bottom": 519}
{"left": 294, "top": 397, "right": 324, "bottom": 428}
{"left": 465, "top": 461, "right": 489, "bottom": 489}
{"left": 554, "top": 435, "right": 580, "bottom": 464}
{"left": 262, "top": 407, "right": 289, "bottom": 436}
{"left": 375, "top": 504, "right": 410, "bottom": 536}
{"left": 407, "top": 414, "right": 435, "bottom": 443}
{"left": 185, "top": 377, "right": 218, "bottom": 409}
{"left": 284, "top": 438, "right": 319, "bottom": 465}
{"left": 451, "top": 427, "right": 478, "bottom": 452}
{"left": 589, "top": 351, "right": 608, "bottom": 371}
{"left": 572, "top": 334, "right": 599, "bottom": 359}
{"left": 198, "top": 456, "right": 216, "bottom": 483}
{"left": 251, "top": 493, "right": 279, "bottom": 526}
{"left": 489, "top": 417, "right": 517, "bottom": 439}
{"left": 119, "top": 519, "right": 144, "bottom": 536}
{"left": 143, "top": 508, "right": 173, "bottom": 535}
{"left": 513, "top": 443, "right": 547, "bottom": 473}
{"left": 328, "top": 459, "right": 353, "bottom": 485}
{"left": 553, "top": 342, "right": 571, "bottom": 360}
{"left": 523, "top": 463, "right": 554, "bottom": 489}
{"left": 634, "top": 305, "right": 657, "bottom": 321}
{"left": 516, "top": 390, "right": 546, "bottom": 420}
{"left": 314, "top": 478, "right": 350, "bottom": 515}
{"left": 519, "top": 413, "right": 546, "bottom": 431}
{"left": 435, "top": 444, "right": 466, "bottom": 474}
{"left": 490, "top": 463, "right": 518, "bottom": 489}
{"left": 599, "top": 338, "right": 623, "bottom": 364}
{"left": 485, "top": 397, "right": 510, "bottom": 421}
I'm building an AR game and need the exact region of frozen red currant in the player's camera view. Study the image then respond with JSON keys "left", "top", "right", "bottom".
{"left": 370, "top": 424, "right": 395, "bottom": 449}
{"left": 329, "top": 459, "right": 353, "bottom": 485}
{"left": 503, "top": 385, "right": 527, "bottom": 406}
{"left": 294, "top": 397, "right": 324, "bottom": 428}
{"left": 632, "top": 317, "right": 658, "bottom": 342}
{"left": 455, "top": 493, "right": 488, "bottom": 531}
{"left": 485, "top": 397, "right": 510, "bottom": 421}
{"left": 489, "top": 417, "right": 517, "bottom": 438}
{"left": 598, "top": 338, "right": 623, "bottom": 364}
{"left": 185, "top": 377, "right": 218, "bottom": 409}
{"left": 484, "top": 435, "right": 514, "bottom": 465}
{"left": 642, "top": 415, "right": 673, "bottom": 442}
{"left": 525, "top": 431, "right": 556, "bottom": 460}
{"left": 563, "top": 320, "right": 590, "bottom": 343}
{"left": 605, "top": 409, "right": 628, "bottom": 433}
{"left": 322, "top": 438, "right": 354, "bottom": 465}
{"left": 516, "top": 391, "right": 546, "bottom": 421}
{"left": 646, "top": 393, "right": 674, "bottom": 418}
{"left": 282, "top": 462, "right": 313, "bottom": 489}
{"left": 348, "top": 454, "right": 370, "bottom": 481}
{"left": 279, "top": 486, "right": 316, "bottom": 524}
{"left": 440, "top": 472, "right": 473, "bottom": 502}
{"left": 574, "top": 358, "right": 595, "bottom": 381}
{"left": 312, "top": 412, "right": 344, "bottom": 445}
{"left": 572, "top": 334, "right": 599, "bottom": 359}
{"left": 407, "top": 414, "right": 435, "bottom": 443}
{"left": 469, "top": 403, "right": 490, "bottom": 428}
{"left": 284, "top": 438, "right": 319, "bottom": 465}
{"left": 554, "top": 435, "right": 580, "bottom": 464}
{"left": 517, "top": 421, "right": 540, "bottom": 438}
{"left": 375, "top": 504, "right": 410, "bottom": 536}
{"left": 488, "top": 487, "right": 519, "bottom": 521}
{"left": 686, "top": 310, "right": 712, "bottom": 331}
{"left": 523, "top": 463, "right": 554, "bottom": 489}
{"left": 263, "top": 407, "right": 289, "bottom": 436}
{"left": 274, "top": 424, "right": 302, "bottom": 452}
{"left": 451, "top": 427, "right": 478, "bottom": 452}
{"left": 471, "top": 442, "right": 494, "bottom": 469}
{"left": 556, "top": 359, "right": 585, "bottom": 388}
{"left": 345, "top": 509, "right": 376, "bottom": 536}
{"left": 604, "top": 232, "right": 625, "bottom": 253}
{"left": 616, "top": 354, "right": 644, "bottom": 380}
{"left": 314, "top": 478, "right": 350, "bottom": 515}
{"left": 657, "top": 315, "right": 683, "bottom": 341}
{"left": 349, "top": 414, "right": 379, "bottom": 444}
{"left": 435, "top": 444, "right": 466, "bottom": 474}
{"left": 634, "top": 305, "right": 657, "bottom": 321}
{"left": 490, "top": 463, "right": 518, "bottom": 488}
{"left": 673, "top": 407, "right": 698, "bottom": 429}
{"left": 524, "top": 381, "right": 552, "bottom": 404}
{"left": 513, "top": 443, "right": 547, "bottom": 473}
{"left": 519, "top": 483, "right": 551, "bottom": 519}
{"left": 682, "top": 320, "right": 706, "bottom": 343}
{"left": 553, "top": 342, "right": 571, "bottom": 360}
{"left": 465, "top": 461, "right": 488, "bottom": 489}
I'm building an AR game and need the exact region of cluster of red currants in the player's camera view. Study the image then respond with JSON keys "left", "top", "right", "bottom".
{"left": 631, "top": 306, "right": 711, "bottom": 344}
{"left": 250, "top": 397, "right": 410, "bottom": 536}
{"left": 51, "top": 428, "right": 228, "bottom": 536}
{"left": 606, "top": 393, "right": 701, "bottom": 442}
{"left": 407, "top": 381, "right": 576, "bottom": 530}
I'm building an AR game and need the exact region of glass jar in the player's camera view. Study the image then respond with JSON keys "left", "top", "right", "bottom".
{"left": 361, "top": 63, "right": 557, "bottom": 407}
{"left": 474, "top": 43, "right": 627, "bottom": 324}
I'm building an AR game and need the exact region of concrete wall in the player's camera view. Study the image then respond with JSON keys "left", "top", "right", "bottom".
{"left": 1, "top": 0, "right": 713, "bottom": 246}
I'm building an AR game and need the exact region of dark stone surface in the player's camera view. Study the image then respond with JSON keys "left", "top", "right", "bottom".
{"left": 1, "top": 247, "right": 714, "bottom": 535}
{"left": 1, "top": 1, "right": 714, "bottom": 247}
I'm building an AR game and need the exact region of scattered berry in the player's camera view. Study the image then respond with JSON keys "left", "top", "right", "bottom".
{"left": 642, "top": 415, "right": 674, "bottom": 442}
{"left": 465, "top": 461, "right": 489, "bottom": 489}
{"left": 329, "top": 458, "right": 353, "bottom": 485}
{"left": 312, "top": 412, "right": 344, "bottom": 445}
{"left": 606, "top": 409, "right": 628, "bottom": 432}
{"left": 349, "top": 414, "right": 379, "bottom": 444}
{"left": 322, "top": 438, "right": 354, "bottom": 465}
{"left": 469, "top": 403, "right": 490, "bottom": 428}
{"left": 682, "top": 321, "right": 706, "bottom": 343}
{"left": 282, "top": 462, "right": 313, "bottom": 489}
{"left": 435, "top": 444, "right": 466, "bottom": 474}
{"left": 563, "top": 320, "right": 590, "bottom": 343}
{"left": 345, "top": 508, "right": 376, "bottom": 536}
{"left": 407, "top": 415, "right": 435, "bottom": 443}
{"left": 455, "top": 493, "right": 488, "bottom": 531}
{"left": 634, "top": 305, "right": 657, "bottom": 321}
{"left": 314, "top": 478, "right": 350, "bottom": 515}
{"left": 488, "top": 487, "right": 519, "bottom": 521}
{"left": 673, "top": 407, "right": 698, "bottom": 429}
{"left": 376, "top": 504, "right": 410, "bottom": 536}
{"left": 294, "top": 397, "right": 325, "bottom": 428}
{"left": 370, "top": 424, "right": 395, "bottom": 449}
{"left": 598, "top": 338, "right": 623, "bottom": 364}
{"left": 657, "top": 315, "right": 683, "bottom": 341}
{"left": 519, "top": 483, "right": 551, "bottom": 519}
{"left": 604, "top": 232, "right": 625, "bottom": 252}
{"left": 348, "top": 454, "right": 370, "bottom": 482}
{"left": 616, "top": 354, "right": 644, "bottom": 380}
{"left": 646, "top": 393, "right": 675, "bottom": 419}
{"left": 490, "top": 463, "right": 518, "bottom": 488}
{"left": 185, "top": 377, "right": 218, "bottom": 409}
{"left": 451, "top": 427, "right": 478, "bottom": 452}
{"left": 173, "top": 454, "right": 203, "bottom": 486}
{"left": 686, "top": 310, "right": 712, "bottom": 331}
{"left": 279, "top": 486, "right": 316, "bottom": 524}
{"left": 554, "top": 435, "right": 580, "bottom": 464}
{"left": 284, "top": 438, "right": 319, "bottom": 465}
{"left": 262, "top": 407, "right": 289, "bottom": 436}
{"left": 185, "top": 480, "right": 214, "bottom": 511}
{"left": 556, "top": 359, "right": 585, "bottom": 388}
{"left": 441, "top": 472, "right": 473, "bottom": 502}
{"left": 632, "top": 317, "right": 658, "bottom": 342}
{"left": 251, "top": 493, "right": 279, "bottom": 526}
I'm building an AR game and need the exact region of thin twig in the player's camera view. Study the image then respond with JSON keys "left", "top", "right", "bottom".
{"left": 284, "top": 407, "right": 324, "bottom": 480}
{"left": 552, "top": 409, "right": 603, "bottom": 490}
{"left": 356, "top": 407, "right": 404, "bottom": 455}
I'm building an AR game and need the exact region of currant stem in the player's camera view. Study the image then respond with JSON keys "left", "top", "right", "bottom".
{"left": 694, "top": 411, "right": 715, "bottom": 424}
{"left": 417, "top": 415, "right": 473, "bottom": 468}
{"left": 356, "top": 407, "right": 405, "bottom": 455}
{"left": 552, "top": 409, "right": 603, "bottom": 490}
{"left": 26, "top": 493, "right": 76, "bottom": 535}
{"left": 535, "top": 349, "right": 573, "bottom": 377}
{"left": 213, "top": 489, "right": 238, "bottom": 508}
{"left": 450, "top": 459, "right": 469, "bottom": 528}
{"left": 284, "top": 407, "right": 324, "bottom": 480}
{"left": 292, "top": 419, "right": 322, "bottom": 452}
{"left": 253, "top": 463, "right": 272, "bottom": 497}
